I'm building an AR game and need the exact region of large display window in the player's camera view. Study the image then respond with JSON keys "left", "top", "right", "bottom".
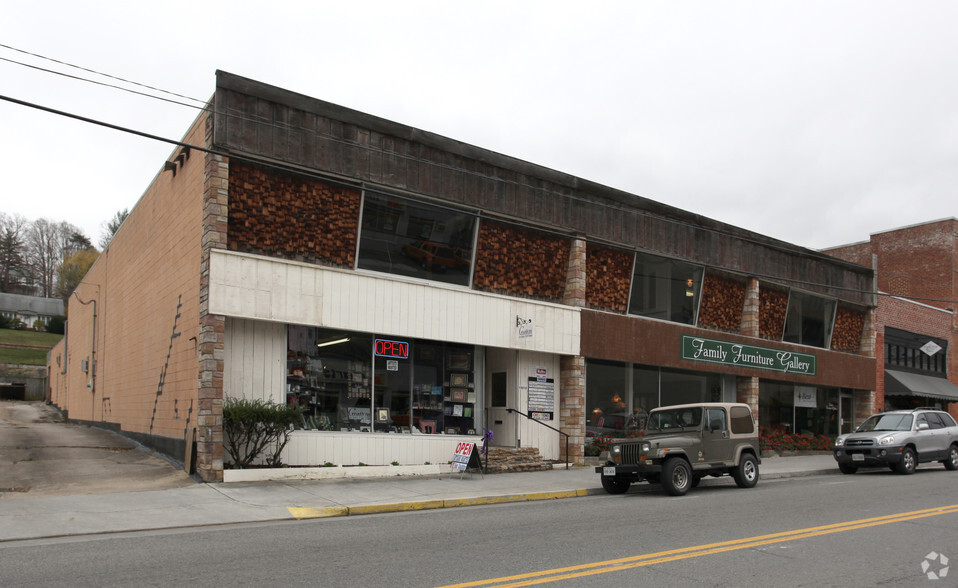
{"left": 585, "top": 360, "right": 722, "bottom": 438}
{"left": 288, "top": 326, "right": 479, "bottom": 434}
{"left": 628, "top": 252, "right": 703, "bottom": 325}
{"left": 356, "top": 191, "right": 477, "bottom": 287}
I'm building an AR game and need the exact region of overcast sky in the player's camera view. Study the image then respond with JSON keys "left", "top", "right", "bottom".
{"left": 2, "top": 1, "right": 957, "bottom": 250}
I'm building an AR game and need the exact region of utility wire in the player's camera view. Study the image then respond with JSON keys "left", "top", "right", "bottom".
{"left": 1, "top": 43, "right": 933, "bottom": 279}
{"left": 3, "top": 90, "right": 957, "bottom": 308}
{"left": 2, "top": 45, "right": 956, "bottom": 307}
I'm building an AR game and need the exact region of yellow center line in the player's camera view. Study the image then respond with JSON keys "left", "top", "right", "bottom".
{"left": 438, "top": 504, "right": 958, "bottom": 588}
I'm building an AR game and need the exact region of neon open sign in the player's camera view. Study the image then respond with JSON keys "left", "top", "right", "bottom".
{"left": 374, "top": 339, "right": 409, "bottom": 359}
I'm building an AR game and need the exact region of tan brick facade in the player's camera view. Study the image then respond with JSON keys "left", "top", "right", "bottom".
{"left": 48, "top": 111, "right": 209, "bottom": 465}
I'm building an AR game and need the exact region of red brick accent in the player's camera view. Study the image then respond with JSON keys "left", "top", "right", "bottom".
{"left": 473, "top": 221, "right": 570, "bottom": 302}
{"left": 585, "top": 243, "right": 632, "bottom": 312}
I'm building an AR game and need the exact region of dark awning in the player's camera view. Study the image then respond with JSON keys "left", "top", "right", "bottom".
{"left": 885, "top": 370, "right": 958, "bottom": 402}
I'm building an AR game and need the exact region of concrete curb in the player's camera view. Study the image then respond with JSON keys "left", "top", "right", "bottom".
{"left": 287, "top": 489, "right": 590, "bottom": 520}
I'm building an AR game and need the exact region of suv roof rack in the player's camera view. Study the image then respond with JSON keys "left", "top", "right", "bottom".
{"left": 913, "top": 407, "right": 938, "bottom": 411}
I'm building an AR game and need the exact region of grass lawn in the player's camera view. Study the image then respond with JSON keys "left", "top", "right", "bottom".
{"left": 0, "top": 329, "right": 63, "bottom": 366}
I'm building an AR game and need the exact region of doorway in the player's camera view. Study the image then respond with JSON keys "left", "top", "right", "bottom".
{"left": 840, "top": 394, "right": 854, "bottom": 434}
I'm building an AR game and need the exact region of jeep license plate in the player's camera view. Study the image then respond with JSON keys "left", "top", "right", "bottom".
{"left": 603, "top": 467, "right": 616, "bottom": 476}
{"left": 852, "top": 453, "right": 865, "bottom": 462}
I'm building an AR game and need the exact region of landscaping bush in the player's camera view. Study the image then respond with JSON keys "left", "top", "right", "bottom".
{"left": 585, "top": 432, "right": 643, "bottom": 456}
{"left": 760, "top": 425, "right": 834, "bottom": 452}
{"left": 223, "top": 397, "right": 304, "bottom": 468}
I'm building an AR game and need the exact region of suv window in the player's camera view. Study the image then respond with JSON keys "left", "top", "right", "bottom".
{"left": 925, "top": 413, "right": 945, "bottom": 429}
{"left": 940, "top": 412, "right": 958, "bottom": 427}
{"left": 646, "top": 407, "right": 702, "bottom": 430}
{"left": 858, "top": 413, "right": 913, "bottom": 432}
{"left": 706, "top": 408, "right": 727, "bottom": 432}
{"left": 730, "top": 406, "right": 754, "bottom": 434}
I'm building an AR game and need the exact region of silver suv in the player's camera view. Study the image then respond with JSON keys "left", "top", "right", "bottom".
{"left": 833, "top": 408, "right": 958, "bottom": 475}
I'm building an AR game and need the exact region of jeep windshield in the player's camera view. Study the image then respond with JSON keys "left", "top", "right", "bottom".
{"left": 644, "top": 407, "right": 702, "bottom": 432}
{"left": 856, "top": 413, "right": 913, "bottom": 432}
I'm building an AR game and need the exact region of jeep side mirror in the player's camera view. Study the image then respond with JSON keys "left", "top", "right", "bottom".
{"left": 918, "top": 423, "right": 929, "bottom": 431}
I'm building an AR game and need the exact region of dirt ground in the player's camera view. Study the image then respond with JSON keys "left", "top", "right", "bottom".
{"left": 0, "top": 400, "right": 195, "bottom": 499}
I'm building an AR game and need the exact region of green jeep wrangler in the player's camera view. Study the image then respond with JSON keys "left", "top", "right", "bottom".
{"left": 595, "top": 402, "right": 761, "bottom": 496}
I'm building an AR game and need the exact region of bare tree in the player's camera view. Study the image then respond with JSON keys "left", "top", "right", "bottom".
{"left": 0, "top": 213, "right": 30, "bottom": 294}
{"left": 26, "top": 219, "right": 84, "bottom": 298}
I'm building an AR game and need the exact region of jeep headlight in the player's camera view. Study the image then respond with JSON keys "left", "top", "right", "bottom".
{"left": 834, "top": 437, "right": 845, "bottom": 447}
{"left": 878, "top": 435, "right": 896, "bottom": 445}
{"left": 611, "top": 445, "right": 621, "bottom": 462}
{"left": 611, "top": 445, "right": 621, "bottom": 455}
{"left": 640, "top": 442, "right": 651, "bottom": 453}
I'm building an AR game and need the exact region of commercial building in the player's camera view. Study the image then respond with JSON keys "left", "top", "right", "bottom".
{"left": 823, "top": 218, "right": 958, "bottom": 419}
{"left": 48, "top": 72, "right": 876, "bottom": 482}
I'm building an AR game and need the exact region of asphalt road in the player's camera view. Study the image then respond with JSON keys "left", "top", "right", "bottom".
{"left": 0, "top": 400, "right": 194, "bottom": 497}
{"left": 2, "top": 468, "right": 955, "bottom": 586}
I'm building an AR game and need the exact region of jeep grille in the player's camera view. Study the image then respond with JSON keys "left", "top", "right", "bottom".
{"left": 620, "top": 444, "right": 644, "bottom": 465}
{"left": 846, "top": 439, "right": 874, "bottom": 447}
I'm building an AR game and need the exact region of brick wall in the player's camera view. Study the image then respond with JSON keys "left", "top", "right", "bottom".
{"left": 47, "top": 112, "right": 208, "bottom": 463}
{"left": 227, "top": 162, "right": 361, "bottom": 267}
{"left": 472, "top": 221, "right": 570, "bottom": 302}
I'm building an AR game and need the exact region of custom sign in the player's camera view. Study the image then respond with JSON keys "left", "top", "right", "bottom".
{"left": 517, "top": 316, "right": 533, "bottom": 339}
{"left": 374, "top": 339, "right": 409, "bottom": 359}
{"left": 681, "top": 335, "right": 817, "bottom": 376}
{"left": 528, "top": 371, "right": 555, "bottom": 420}
{"left": 452, "top": 441, "right": 482, "bottom": 473}
{"left": 795, "top": 386, "right": 817, "bottom": 408}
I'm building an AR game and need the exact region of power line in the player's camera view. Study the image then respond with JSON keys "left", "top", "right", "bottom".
{"left": 4, "top": 90, "right": 957, "bottom": 308}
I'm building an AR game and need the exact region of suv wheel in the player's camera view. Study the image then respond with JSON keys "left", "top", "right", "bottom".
{"left": 600, "top": 475, "right": 631, "bottom": 495}
{"left": 732, "top": 454, "right": 759, "bottom": 488}
{"left": 661, "top": 458, "right": 692, "bottom": 496}
{"left": 895, "top": 447, "right": 917, "bottom": 475}
{"left": 838, "top": 462, "right": 858, "bottom": 475}
{"left": 943, "top": 445, "right": 958, "bottom": 471}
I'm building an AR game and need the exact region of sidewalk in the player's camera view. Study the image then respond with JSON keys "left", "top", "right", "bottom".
{"left": 0, "top": 454, "right": 839, "bottom": 542}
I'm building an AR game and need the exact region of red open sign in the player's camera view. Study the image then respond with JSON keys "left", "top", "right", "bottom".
{"left": 375, "top": 339, "right": 409, "bottom": 359}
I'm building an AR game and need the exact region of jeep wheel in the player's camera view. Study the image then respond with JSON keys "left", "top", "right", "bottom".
{"left": 942, "top": 445, "right": 958, "bottom": 471}
{"left": 733, "top": 453, "right": 759, "bottom": 488}
{"left": 838, "top": 462, "right": 858, "bottom": 475}
{"left": 661, "top": 458, "right": 692, "bottom": 496}
{"left": 895, "top": 447, "right": 917, "bottom": 475}
{"left": 601, "top": 475, "right": 630, "bottom": 495}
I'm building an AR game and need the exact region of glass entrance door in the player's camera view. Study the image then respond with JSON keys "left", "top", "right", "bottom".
{"left": 840, "top": 394, "right": 854, "bottom": 434}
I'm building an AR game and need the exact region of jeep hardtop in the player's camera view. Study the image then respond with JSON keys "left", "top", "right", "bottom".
{"left": 595, "top": 402, "right": 761, "bottom": 496}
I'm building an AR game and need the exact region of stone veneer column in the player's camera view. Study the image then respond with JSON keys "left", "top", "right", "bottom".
{"left": 560, "top": 237, "right": 587, "bottom": 465}
{"left": 196, "top": 111, "right": 229, "bottom": 482}
{"left": 736, "top": 376, "right": 760, "bottom": 428}
{"left": 740, "top": 277, "right": 760, "bottom": 337}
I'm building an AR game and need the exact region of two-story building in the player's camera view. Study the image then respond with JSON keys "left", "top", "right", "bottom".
{"left": 48, "top": 72, "right": 877, "bottom": 482}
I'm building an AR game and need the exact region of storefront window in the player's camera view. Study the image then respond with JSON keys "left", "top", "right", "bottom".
{"left": 758, "top": 381, "right": 840, "bottom": 437}
{"left": 288, "top": 326, "right": 478, "bottom": 435}
{"left": 586, "top": 361, "right": 721, "bottom": 437}
{"left": 783, "top": 291, "right": 836, "bottom": 348}
{"left": 628, "top": 252, "right": 703, "bottom": 324}
{"left": 357, "top": 191, "right": 477, "bottom": 286}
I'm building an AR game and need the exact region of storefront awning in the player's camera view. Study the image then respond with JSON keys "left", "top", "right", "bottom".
{"left": 885, "top": 370, "right": 958, "bottom": 402}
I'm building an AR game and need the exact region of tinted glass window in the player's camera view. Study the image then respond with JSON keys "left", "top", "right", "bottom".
{"left": 783, "top": 291, "right": 836, "bottom": 348}
{"left": 940, "top": 413, "right": 958, "bottom": 428}
{"left": 357, "top": 192, "right": 476, "bottom": 286}
{"left": 924, "top": 413, "right": 945, "bottom": 429}
{"left": 730, "top": 406, "right": 754, "bottom": 434}
{"left": 629, "top": 252, "right": 703, "bottom": 325}
{"left": 706, "top": 408, "right": 727, "bottom": 432}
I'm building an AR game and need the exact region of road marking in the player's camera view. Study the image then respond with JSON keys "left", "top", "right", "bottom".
{"left": 438, "top": 504, "right": 958, "bottom": 588}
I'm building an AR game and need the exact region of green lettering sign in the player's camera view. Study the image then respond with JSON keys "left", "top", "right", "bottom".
{"left": 681, "top": 335, "right": 817, "bottom": 376}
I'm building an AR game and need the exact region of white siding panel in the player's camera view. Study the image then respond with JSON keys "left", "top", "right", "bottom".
{"left": 210, "top": 250, "right": 579, "bottom": 354}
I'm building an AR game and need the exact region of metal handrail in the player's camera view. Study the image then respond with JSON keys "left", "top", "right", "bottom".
{"left": 506, "top": 408, "right": 570, "bottom": 470}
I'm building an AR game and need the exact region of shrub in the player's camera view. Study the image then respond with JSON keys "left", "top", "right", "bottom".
{"left": 760, "top": 425, "right": 834, "bottom": 452}
{"left": 585, "top": 432, "right": 644, "bottom": 456}
{"left": 223, "top": 397, "right": 304, "bottom": 468}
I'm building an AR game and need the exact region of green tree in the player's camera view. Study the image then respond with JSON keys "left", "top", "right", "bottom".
{"left": 0, "top": 213, "right": 29, "bottom": 293}
{"left": 99, "top": 208, "right": 130, "bottom": 250}
{"left": 56, "top": 248, "right": 99, "bottom": 300}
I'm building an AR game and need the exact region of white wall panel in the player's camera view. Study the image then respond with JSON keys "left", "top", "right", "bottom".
{"left": 223, "top": 317, "right": 286, "bottom": 403}
{"left": 210, "top": 250, "right": 580, "bottom": 355}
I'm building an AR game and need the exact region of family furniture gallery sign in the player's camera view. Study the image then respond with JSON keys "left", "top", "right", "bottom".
{"left": 680, "top": 335, "right": 817, "bottom": 376}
